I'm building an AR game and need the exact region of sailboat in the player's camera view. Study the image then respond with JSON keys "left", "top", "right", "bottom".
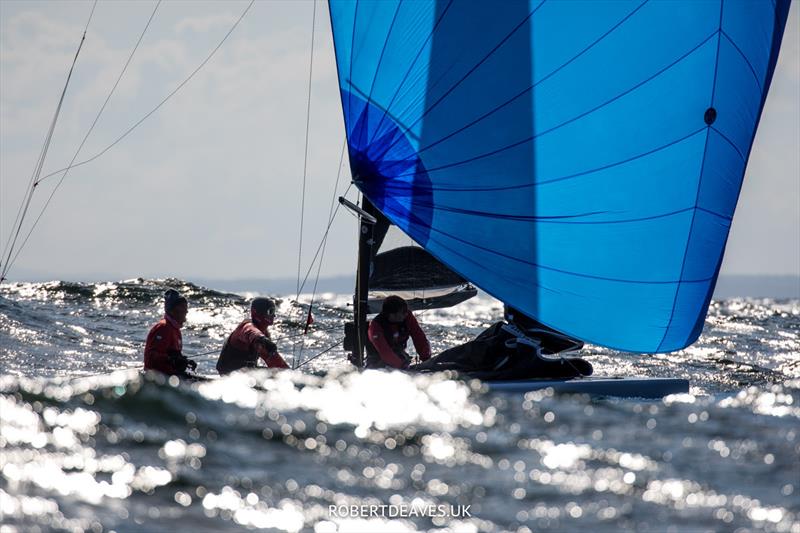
{"left": 1, "top": 1, "right": 791, "bottom": 398}
{"left": 325, "top": 0, "right": 792, "bottom": 398}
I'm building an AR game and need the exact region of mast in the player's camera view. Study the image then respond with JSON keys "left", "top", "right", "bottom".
{"left": 339, "top": 196, "right": 377, "bottom": 368}
{"left": 352, "top": 204, "right": 370, "bottom": 368}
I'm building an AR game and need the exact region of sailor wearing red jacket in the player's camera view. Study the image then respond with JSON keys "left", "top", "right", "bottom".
{"left": 216, "top": 297, "right": 290, "bottom": 375}
{"left": 367, "top": 296, "right": 431, "bottom": 369}
{"left": 144, "top": 289, "right": 197, "bottom": 376}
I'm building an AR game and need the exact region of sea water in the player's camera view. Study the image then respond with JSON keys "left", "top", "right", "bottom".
{"left": 1, "top": 279, "right": 798, "bottom": 532}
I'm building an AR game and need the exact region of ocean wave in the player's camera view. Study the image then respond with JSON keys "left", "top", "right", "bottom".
{"left": 1, "top": 370, "right": 798, "bottom": 532}
{"left": 2, "top": 279, "right": 799, "bottom": 531}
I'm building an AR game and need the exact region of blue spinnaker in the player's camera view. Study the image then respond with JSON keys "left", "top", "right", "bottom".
{"left": 328, "top": 0, "right": 791, "bottom": 352}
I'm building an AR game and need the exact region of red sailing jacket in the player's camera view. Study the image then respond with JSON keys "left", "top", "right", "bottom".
{"left": 144, "top": 315, "right": 183, "bottom": 375}
{"left": 218, "top": 320, "right": 289, "bottom": 374}
{"left": 368, "top": 312, "right": 431, "bottom": 369}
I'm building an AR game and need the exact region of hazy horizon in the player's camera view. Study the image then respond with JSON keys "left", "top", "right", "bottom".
{"left": 4, "top": 270, "right": 798, "bottom": 300}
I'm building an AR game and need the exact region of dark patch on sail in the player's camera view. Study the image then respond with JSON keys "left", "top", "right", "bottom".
{"left": 704, "top": 107, "right": 717, "bottom": 125}
{"left": 369, "top": 246, "right": 467, "bottom": 290}
{"left": 418, "top": 0, "right": 538, "bottom": 316}
{"left": 343, "top": 90, "right": 434, "bottom": 247}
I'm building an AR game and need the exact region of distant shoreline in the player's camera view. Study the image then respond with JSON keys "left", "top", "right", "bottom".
{"left": 4, "top": 273, "right": 798, "bottom": 299}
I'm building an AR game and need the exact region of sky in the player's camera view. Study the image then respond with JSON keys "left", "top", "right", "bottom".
{"left": 1, "top": 0, "right": 798, "bottom": 284}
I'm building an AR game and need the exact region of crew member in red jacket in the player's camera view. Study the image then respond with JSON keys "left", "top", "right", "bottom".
{"left": 367, "top": 296, "right": 431, "bottom": 369}
{"left": 216, "top": 297, "right": 290, "bottom": 375}
{"left": 143, "top": 289, "right": 197, "bottom": 376}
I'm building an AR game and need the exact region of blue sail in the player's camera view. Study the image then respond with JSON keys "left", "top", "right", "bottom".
{"left": 328, "top": 0, "right": 791, "bottom": 353}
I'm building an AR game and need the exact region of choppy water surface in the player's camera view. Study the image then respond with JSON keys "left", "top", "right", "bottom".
{"left": 1, "top": 279, "right": 798, "bottom": 532}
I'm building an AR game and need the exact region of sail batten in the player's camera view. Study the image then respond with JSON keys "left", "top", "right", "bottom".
{"left": 329, "top": 0, "right": 791, "bottom": 353}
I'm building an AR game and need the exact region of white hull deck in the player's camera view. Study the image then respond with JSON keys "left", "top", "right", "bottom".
{"left": 486, "top": 376, "right": 689, "bottom": 399}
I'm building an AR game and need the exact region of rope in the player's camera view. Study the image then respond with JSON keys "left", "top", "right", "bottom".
{"left": 308, "top": 140, "right": 347, "bottom": 307}
{"left": 0, "top": 0, "right": 98, "bottom": 283}
{"left": 186, "top": 350, "right": 218, "bottom": 359}
{"left": 289, "top": 181, "right": 353, "bottom": 371}
{"left": 189, "top": 339, "right": 342, "bottom": 370}
{"left": 35, "top": 0, "right": 255, "bottom": 187}
{"left": 297, "top": 139, "right": 348, "bottom": 365}
{"left": 293, "top": 0, "right": 318, "bottom": 366}
{"left": 295, "top": 182, "right": 353, "bottom": 299}
{"left": 3, "top": 0, "right": 161, "bottom": 279}
{"left": 175, "top": 325, "right": 345, "bottom": 360}
{"left": 294, "top": 339, "right": 343, "bottom": 369}
{"left": 274, "top": 323, "right": 343, "bottom": 342}
{"left": 286, "top": 169, "right": 352, "bottom": 374}
{"left": 1, "top": 0, "right": 256, "bottom": 282}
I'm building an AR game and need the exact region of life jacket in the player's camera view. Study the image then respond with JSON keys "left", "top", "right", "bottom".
{"left": 366, "top": 313, "right": 411, "bottom": 369}
{"left": 216, "top": 320, "right": 260, "bottom": 375}
{"left": 144, "top": 316, "right": 184, "bottom": 375}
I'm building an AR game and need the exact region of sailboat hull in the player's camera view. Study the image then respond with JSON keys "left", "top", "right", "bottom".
{"left": 486, "top": 376, "right": 689, "bottom": 399}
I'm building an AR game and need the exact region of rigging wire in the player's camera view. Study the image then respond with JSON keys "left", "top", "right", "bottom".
{"left": 1, "top": 0, "right": 256, "bottom": 282}
{"left": 293, "top": 141, "right": 349, "bottom": 369}
{"left": 0, "top": 0, "right": 98, "bottom": 283}
{"left": 295, "top": 339, "right": 343, "bottom": 369}
{"left": 2, "top": 0, "right": 162, "bottom": 281}
{"left": 293, "top": 0, "right": 318, "bottom": 365}
{"left": 306, "top": 139, "right": 347, "bottom": 322}
{"left": 188, "top": 338, "right": 342, "bottom": 369}
{"left": 174, "top": 324, "right": 346, "bottom": 359}
{"left": 293, "top": 182, "right": 354, "bottom": 302}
